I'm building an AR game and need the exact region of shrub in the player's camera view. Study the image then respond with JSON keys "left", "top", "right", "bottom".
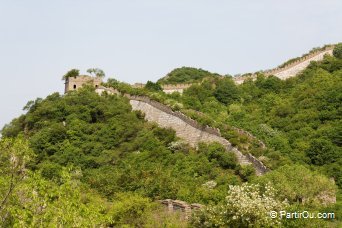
{"left": 333, "top": 43, "right": 342, "bottom": 59}
{"left": 191, "top": 183, "right": 287, "bottom": 227}
{"left": 62, "top": 69, "right": 79, "bottom": 80}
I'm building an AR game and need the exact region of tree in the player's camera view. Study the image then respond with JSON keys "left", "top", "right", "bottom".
{"left": 108, "top": 193, "right": 155, "bottom": 227}
{"left": 87, "top": 68, "right": 105, "bottom": 78}
{"left": 333, "top": 43, "right": 342, "bottom": 59}
{"left": 198, "top": 142, "right": 237, "bottom": 169}
{"left": 256, "top": 165, "right": 336, "bottom": 207}
{"left": 145, "top": 81, "right": 162, "bottom": 91}
{"left": 0, "top": 137, "right": 34, "bottom": 224}
{"left": 191, "top": 183, "right": 287, "bottom": 227}
{"left": 62, "top": 69, "right": 79, "bottom": 80}
{"left": 214, "top": 78, "right": 240, "bottom": 105}
{"left": 306, "top": 139, "right": 338, "bottom": 165}
{"left": 157, "top": 67, "right": 220, "bottom": 84}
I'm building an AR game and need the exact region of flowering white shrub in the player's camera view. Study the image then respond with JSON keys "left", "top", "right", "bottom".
{"left": 202, "top": 180, "right": 217, "bottom": 189}
{"left": 191, "top": 183, "right": 288, "bottom": 227}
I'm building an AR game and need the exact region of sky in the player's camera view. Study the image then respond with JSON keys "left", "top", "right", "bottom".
{"left": 0, "top": 0, "right": 341, "bottom": 130}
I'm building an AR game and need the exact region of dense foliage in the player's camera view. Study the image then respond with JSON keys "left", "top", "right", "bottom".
{"left": 138, "top": 53, "right": 341, "bottom": 226}
{"left": 192, "top": 183, "right": 288, "bottom": 227}
{"left": 157, "top": 67, "right": 221, "bottom": 84}
{"left": 1, "top": 45, "right": 341, "bottom": 227}
{"left": 1, "top": 87, "right": 243, "bottom": 225}
{"left": 86, "top": 68, "right": 105, "bottom": 78}
{"left": 333, "top": 43, "right": 342, "bottom": 59}
{"left": 145, "top": 80, "right": 163, "bottom": 91}
{"left": 160, "top": 55, "right": 341, "bottom": 189}
{"left": 62, "top": 68, "right": 80, "bottom": 80}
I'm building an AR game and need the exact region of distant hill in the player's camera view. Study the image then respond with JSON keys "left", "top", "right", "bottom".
{"left": 157, "top": 67, "right": 221, "bottom": 84}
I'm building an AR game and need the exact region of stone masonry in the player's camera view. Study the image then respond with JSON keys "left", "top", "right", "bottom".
{"left": 65, "top": 75, "right": 102, "bottom": 93}
{"left": 129, "top": 97, "right": 268, "bottom": 175}
{"left": 270, "top": 48, "right": 333, "bottom": 80}
{"left": 159, "top": 199, "right": 203, "bottom": 220}
{"left": 233, "top": 46, "right": 334, "bottom": 84}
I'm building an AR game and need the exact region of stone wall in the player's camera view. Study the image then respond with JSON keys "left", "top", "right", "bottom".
{"left": 159, "top": 199, "right": 203, "bottom": 220}
{"left": 268, "top": 48, "right": 333, "bottom": 79}
{"left": 95, "top": 86, "right": 120, "bottom": 96}
{"left": 162, "top": 83, "right": 193, "bottom": 94}
{"left": 131, "top": 83, "right": 193, "bottom": 94}
{"left": 231, "top": 126, "right": 266, "bottom": 149}
{"left": 129, "top": 96, "right": 268, "bottom": 175}
{"left": 233, "top": 46, "right": 334, "bottom": 84}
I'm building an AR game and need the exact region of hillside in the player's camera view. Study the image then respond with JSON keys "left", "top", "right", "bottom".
{"left": 1, "top": 44, "right": 341, "bottom": 227}
{"left": 1, "top": 87, "right": 244, "bottom": 226}
{"left": 157, "top": 67, "right": 221, "bottom": 85}
{"left": 167, "top": 55, "right": 342, "bottom": 183}
{"left": 142, "top": 52, "right": 342, "bottom": 187}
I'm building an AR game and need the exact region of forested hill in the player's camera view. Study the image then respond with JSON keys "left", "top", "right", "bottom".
{"left": 157, "top": 67, "right": 221, "bottom": 84}
{"left": 0, "top": 87, "right": 245, "bottom": 226}
{"left": 0, "top": 44, "right": 341, "bottom": 227}
{"left": 144, "top": 50, "right": 342, "bottom": 188}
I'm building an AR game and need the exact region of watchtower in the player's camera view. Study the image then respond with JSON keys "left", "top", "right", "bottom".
{"left": 64, "top": 75, "right": 102, "bottom": 93}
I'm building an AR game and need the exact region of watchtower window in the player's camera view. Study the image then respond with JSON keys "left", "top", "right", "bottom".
{"left": 73, "top": 85, "right": 77, "bottom": 89}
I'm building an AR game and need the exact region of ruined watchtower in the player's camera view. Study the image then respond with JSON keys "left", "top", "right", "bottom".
{"left": 64, "top": 75, "right": 102, "bottom": 94}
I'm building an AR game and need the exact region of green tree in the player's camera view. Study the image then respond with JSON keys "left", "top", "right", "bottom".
{"left": 62, "top": 69, "right": 79, "bottom": 80}
{"left": 198, "top": 142, "right": 237, "bottom": 169}
{"left": 0, "top": 137, "right": 34, "bottom": 222}
{"left": 87, "top": 68, "right": 105, "bottom": 78}
{"left": 256, "top": 165, "right": 336, "bottom": 207}
{"left": 214, "top": 78, "right": 240, "bottom": 105}
{"left": 333, "top": 43, "right": 342, "bottom": 59}
{"left": 306, "top": 139, "right": 339, "bottom": 165}
{"left": 158, "top": 67, "right": 220, "bottom": 84}
{"left": 191, "top": 183, "right": 287, "bottom": 227}
{"left": 145, "top": 80, "right": 162, "bottom": 91}
{"left": 108, "top": 193, "right": 155, "bottom": 227}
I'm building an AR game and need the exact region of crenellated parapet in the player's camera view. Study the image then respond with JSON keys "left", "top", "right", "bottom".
{"left": 231, "top": 126, "right": 266, "bottom": 149}
{"left": 128, "top": 95, "right": 268, "bottom": 175}
{"left": 127, "top": 95, "right": 222, "bottom": 137}
{"left": 132, "top": 83, "right": 194, "bottom": 94}
{"left": 246, "top": 153, "right": 269, "bottom": 174}
{"left": 264, "top": 46, "right": 334, "bottom": 77}
{"left": 93, "top": 85, "right": 269, "bottom": 175}
{"left": 233, "top": 45, "right": 335, "bottom": 84}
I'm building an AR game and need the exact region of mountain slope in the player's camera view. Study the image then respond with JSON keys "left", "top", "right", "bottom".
{"left": 157, "top": 67, "right": 221, "bottom": 85}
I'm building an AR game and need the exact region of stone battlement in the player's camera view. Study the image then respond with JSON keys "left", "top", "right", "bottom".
{"left": 127, "top": 95, "right": 221, "bottom": 136}
{"left": 131, "top": 83, "right": 193, "bottom": 94}
{"left": 233, "top": 45, "right": 334, "bottom": 84}
{"left": 128, "top": 95, "right": 268, "bottom": 175}
{"left": 264, "top": 46, "right": 334, "bottom": 76}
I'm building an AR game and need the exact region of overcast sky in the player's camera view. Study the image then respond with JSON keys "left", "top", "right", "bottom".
{"left": 0, "top": 0, "right": 341, "bottom": 130}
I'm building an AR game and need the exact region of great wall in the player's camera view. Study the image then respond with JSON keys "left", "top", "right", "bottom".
{"left": 64, "top": 45, "right": 335, "bottom": 176}
{"left": 127, "top": 95, "right": 268, "bottom": 176}
{"left": 131, "top": 45, "right": 334, "bottom": 91}
{"left": 233, "top": 45, "right": 334, "bottom": 84}
{"left": 83, "top": 85, "right": 268, "bottom": 175}
{"left": 61, "top": 44, "right": 337, "bottom": 219}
